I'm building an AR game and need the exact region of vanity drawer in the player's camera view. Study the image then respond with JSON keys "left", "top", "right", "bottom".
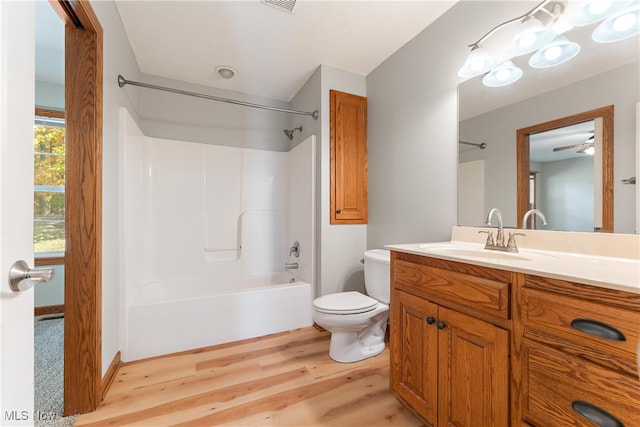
{"left": 523, "top": 340, "right": 640, "bottom": 427}
{"left": 393, "top": 258, "right": 510, "bottom": 319}
{"left": 522, "top": 287, "right": 640, "bottom": 377}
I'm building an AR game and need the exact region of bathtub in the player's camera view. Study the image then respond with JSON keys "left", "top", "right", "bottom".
{"left": 124, "top": 272, "right": 313, "bottom": 361}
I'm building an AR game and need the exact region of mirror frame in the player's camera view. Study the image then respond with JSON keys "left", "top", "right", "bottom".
{"left": 517, "top": 105, "right": 614, "bottom": 232}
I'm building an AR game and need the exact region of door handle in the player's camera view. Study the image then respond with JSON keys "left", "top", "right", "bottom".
{"left": 9, "top": 260, "right": 55, "bottom": 292}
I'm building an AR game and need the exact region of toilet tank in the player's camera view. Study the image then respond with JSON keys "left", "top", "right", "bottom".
{"left": 364, "top": 249, "right": 391, "bottom": 304}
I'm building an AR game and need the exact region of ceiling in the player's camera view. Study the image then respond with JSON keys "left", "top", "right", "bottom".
{"left": 529, "top": 120, "right": 594, "bottom": 163}
{"left": 35, "top": 1, "right": 639, "bottom": 113}
{"left": 35, "top": 1, "right": 457, "bottom": 101}
{"left": 113, "top": 0, "right": 456, "bottom": 102}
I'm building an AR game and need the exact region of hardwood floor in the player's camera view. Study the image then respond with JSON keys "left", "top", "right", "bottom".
{"left": 75, "top": 327, "right": 425, "bottom": 426}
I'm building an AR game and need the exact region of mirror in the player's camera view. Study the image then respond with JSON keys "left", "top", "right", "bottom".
{"left": 516, "top": 106, "right": 613, "bottom": 232}
{"left": 458, "top": 18, "right": 638, "bottom": 234}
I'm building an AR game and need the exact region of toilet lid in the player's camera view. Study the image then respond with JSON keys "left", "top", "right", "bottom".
{"left": 313, "top": 291, "right": 378, "bottom": 314}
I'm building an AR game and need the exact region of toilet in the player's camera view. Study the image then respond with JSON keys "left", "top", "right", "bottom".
{"left": 312, "top": 249, "right": 390, "bottom": 363}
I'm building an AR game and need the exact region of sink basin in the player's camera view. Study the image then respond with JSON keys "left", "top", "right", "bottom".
{"left": 414, "top": 243, "right": 558, "bottom": 262}
{"left": 424, "top": 246, "right": 532, "bottom": 261}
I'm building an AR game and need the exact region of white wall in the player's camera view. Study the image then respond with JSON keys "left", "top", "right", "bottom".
{"left": 318, "top": 66, "right": 368, "bottom": 296}
{"left": 286, "top": 136, "right": 316, "bottom": 285}
{"left": 34, "top": 265, "right": 64, "bottom": 307}
{"left": 136, "top": 74, "right": 291, "bottom": 152}
{"left": 290, "top": 68, "right": 323, "bottom": 294}
{"left": 458, "top": 160, "right": 485, "bottom": 227}
{"left": 290, "top": 66, "right": 369, "bottom": 297}
{"left": 35, "top": 81, "right": 64, "bottom": 110}
{"left": 459, "top": 62, "right": 639, "bottom": 232}
{"left": 537, "top": 157, "right": 595, "bottom": 232}
{"left": 367, "top": 3, "right": 476, "bottom": 248}
{"left": 91, "top": 0, "right": 142, "bottom": 376}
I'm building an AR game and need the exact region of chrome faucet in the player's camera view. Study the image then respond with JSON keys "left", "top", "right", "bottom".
{"left": 285, "top": 262, "right": 298, "bottom": 270}
{"left": 522, "top": 209, "right": 547, "bottom": 229}
{"left": 485, "top": 208, "right": 505, "bottom": 247}
{"left": 480, "top": 208, "right": 526, "bottom": 253}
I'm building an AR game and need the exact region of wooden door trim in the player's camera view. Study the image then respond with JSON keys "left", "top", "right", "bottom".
{"left": 55, "top": 0, "right": 103, "bottom": 415}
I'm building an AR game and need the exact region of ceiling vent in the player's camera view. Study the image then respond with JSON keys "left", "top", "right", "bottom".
{"left": 261, "top": 0, "right": 296, "bottom": 14}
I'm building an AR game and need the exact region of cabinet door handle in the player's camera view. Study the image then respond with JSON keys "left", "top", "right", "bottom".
{"left": 570, "top": 318, "right": 626, "bottom": 341}
{"left": 571, "top": 400, "right": 624, "bottom": 427}
{"left": 426, "top": 316, "right": 435, "bottom": 325}
{"left": 336, "top": 209, "right": 342, "bottom": 214}
{"left": 437, "top": 321, "right": 446, "bottom": 330}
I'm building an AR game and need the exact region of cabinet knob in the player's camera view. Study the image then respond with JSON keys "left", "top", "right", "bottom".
{"left": 336, "top": 209, "right": 342, "bottom": 214}
{"left": 437, "top": 321, "right": 446, "bottom": 330}
{"left": 426, "top": 316, "right": 435, "bottom": 325}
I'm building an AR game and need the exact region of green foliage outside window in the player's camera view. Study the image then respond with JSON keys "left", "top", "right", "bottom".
{"left": 34, "top": 120, "right": 65, "bottom": 253}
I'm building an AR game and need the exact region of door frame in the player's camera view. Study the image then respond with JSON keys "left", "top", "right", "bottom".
{"left": 50, "top": 0, "right": 103, "bottom": 415}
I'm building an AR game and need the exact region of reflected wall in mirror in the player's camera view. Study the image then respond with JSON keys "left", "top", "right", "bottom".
{"left": 516, "top": 106, "right": 613, "bottom": 233}
{"left": 459, "top": 54, "right": 638, "bottom": 234}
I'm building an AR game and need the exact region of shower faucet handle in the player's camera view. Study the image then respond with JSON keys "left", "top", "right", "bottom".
{"left": 289, "top": 241, "right": 300, "bottom": 258}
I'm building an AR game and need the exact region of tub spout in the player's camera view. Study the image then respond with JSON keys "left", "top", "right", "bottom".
{"left": 285, "top": 262, "right": 298, "bottom": 270}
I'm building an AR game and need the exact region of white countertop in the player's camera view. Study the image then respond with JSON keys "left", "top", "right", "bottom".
{"left": 386, "top": 241, "right": 640, "bottom": 295}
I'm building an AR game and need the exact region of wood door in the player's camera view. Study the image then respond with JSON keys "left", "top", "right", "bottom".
{"left": 437, "top": 306, "right": 509, "bottom": 427}
{"left": 330, "top": 89, "right": 367, "bottom": 224}
{"left": 390, "top": 290, "right": 438, "bottom": 424}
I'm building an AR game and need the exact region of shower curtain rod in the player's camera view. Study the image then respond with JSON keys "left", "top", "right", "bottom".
{"left": 117, "top": 75, "right": 319, "bottom": 120}
{"left": 459, "top": 140, "right": 487, "bottom": 149}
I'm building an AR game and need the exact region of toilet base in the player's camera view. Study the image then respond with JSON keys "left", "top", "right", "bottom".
{"left": 327, "top": 311, "right": 388, "bottom": 363}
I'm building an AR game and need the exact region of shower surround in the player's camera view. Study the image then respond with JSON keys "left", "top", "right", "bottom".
{"left": 120, "top": 109, "right": 315, "bottom": 361}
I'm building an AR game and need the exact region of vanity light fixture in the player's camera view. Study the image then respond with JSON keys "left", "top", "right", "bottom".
{"left": 457, "top": 46, "right": 496, "bottom": 78}
{"left": 529, "top": 33, "right": 581, "bottom": 68}
{"left": 572, "top": 0, "right": 634, "bottom": 26}
{"left": 459, "top": 0, "right": 570, "bottom": 87}
{"left": 460, "top": 0, "right": 637, "bottom": 87}
{"left": 592, "top": 3, "right": 640, "bottom": 42}
{"left": 482, "top": 61, "right": 523, "bottom": 87}
{"left": 505, "top": 15, "right": 558, "bottom": 57}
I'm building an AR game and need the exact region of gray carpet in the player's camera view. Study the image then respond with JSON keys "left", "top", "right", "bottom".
{"left": 34, "top": 315, "right": 76, "bottom": 427}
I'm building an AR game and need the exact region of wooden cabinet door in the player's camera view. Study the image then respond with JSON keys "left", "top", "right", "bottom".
{"left": 391, "top": 290, "right": 438, "bottom": 425}
{"left": 437, "top": 306, "right": 510, "bottom": 427}
{"left": 330, "top": 89, "right": 367, "bottom": 224}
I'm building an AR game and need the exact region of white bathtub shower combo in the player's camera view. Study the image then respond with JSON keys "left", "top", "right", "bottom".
{"left": 120, "top": 109, "right": 315, "bottom": 361}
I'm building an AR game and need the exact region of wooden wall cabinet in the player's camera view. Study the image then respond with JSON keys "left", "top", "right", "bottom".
{"left": 390, "top": 252, "right": 511, "bottom": 426}
{"left": 330, "top": 89, "right": 367, "bottom": 224}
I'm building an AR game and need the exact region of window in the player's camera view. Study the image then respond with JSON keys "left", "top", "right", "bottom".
{"left": 34, "top": 108, "right": 65, "bottom": 260}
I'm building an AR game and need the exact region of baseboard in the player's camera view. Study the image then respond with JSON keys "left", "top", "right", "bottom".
{"left": 34, "top": 304, "right": 64, "bottom": 316}
{"left": 101, "top": 351, "right": 122, "bottom": 401}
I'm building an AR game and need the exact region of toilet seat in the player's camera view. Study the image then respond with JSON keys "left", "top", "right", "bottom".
{"left": 313, "top": 291, "right": 378, "bottom": 315}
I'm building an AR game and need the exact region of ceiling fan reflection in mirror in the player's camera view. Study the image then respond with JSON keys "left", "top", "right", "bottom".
{"left": 552, "top": 134, "right": 595, "bottom": 155}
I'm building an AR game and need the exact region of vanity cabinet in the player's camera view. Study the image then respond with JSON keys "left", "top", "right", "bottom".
{"left": 519, "top": 275, "right": 640, "bottom": 426}
{"left": 390, "top": 252, "right": 511, "bottom": 426}
{"left": 390, "top": 249, "right": 640, "bottom": 427}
